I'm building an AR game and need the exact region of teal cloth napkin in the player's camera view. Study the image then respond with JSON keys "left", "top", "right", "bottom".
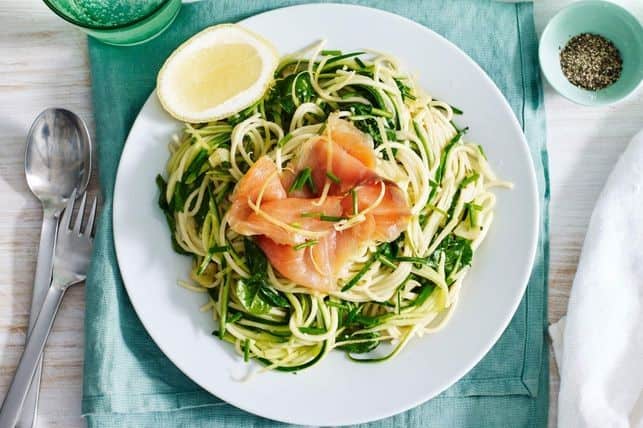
{"left": 83, "top": 1, "right": 549, "bottom": 426}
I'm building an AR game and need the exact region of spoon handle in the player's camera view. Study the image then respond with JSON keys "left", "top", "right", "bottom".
{"left": 0, "top": 284, "right": 66, "bottom": 428}
{"left": 16, "top": 211, "right": 58, "bottom": 428}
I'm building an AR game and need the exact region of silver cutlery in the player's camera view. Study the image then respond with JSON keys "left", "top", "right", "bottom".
{"left": 21, "top": 109, "right": 91, "bottom": 428}
{"left": 0, "top": 189, "right": 96, "bottom": 428}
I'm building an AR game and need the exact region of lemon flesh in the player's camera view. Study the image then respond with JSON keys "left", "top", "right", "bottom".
{"left": 157, "top": 24, "right": 278, "bottom": 123}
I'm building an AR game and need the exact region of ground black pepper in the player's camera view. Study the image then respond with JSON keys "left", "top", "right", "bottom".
{"left": 560, "top": 33, "right": 622, "bottom": 91}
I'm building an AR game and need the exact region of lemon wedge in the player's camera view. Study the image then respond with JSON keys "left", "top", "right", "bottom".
{"left": 157, "top": 24, "right": 279, "bottom": 123}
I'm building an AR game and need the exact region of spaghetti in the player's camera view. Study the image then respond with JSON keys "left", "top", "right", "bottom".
{"left": 157, "top": 41, "right": 510, "bottom": 372}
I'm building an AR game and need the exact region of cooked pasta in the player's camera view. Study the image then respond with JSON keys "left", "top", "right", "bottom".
{"left": 156, "top": 41, "right": 510, "bottom": 372}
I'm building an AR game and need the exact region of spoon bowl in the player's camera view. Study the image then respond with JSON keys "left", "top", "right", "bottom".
{"left": 25, "top": 108, "right": 92, "bottom": 209}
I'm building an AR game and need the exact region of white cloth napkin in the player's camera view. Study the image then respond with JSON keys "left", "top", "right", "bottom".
{"left": 549, "top": 129, "right": 643, "bottom": 428}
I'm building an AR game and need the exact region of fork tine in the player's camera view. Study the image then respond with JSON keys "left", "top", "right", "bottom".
{"left": 73, "top": 191, "right": 87, "bottom": 234}
{"left": 85, "top": 196, "right": 98, "bottom": 237}
{"left": 60, "top": 188, "right": 77, "bottom": 231}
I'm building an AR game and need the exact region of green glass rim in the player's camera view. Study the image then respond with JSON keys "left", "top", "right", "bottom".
{"left": 41, "top": 0, "right": 171, "bottom": 31}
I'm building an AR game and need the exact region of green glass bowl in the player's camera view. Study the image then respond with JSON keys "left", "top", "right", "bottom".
{"left": 42, "top": 0, "right": 181, "bottom": 46}
{"left": 539, "top": 0, "right": 643, "bottom": 106}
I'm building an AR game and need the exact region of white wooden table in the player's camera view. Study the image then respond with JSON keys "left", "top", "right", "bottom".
{"left": 0, "top": 1, "right": 641, "bottom": 426}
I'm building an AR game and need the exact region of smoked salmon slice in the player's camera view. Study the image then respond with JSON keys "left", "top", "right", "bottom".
{"left": 228, "top": 118, "right": 411, "bottom": 291}
{"left": 233, "top": 197, "right": 343, "bottom": 246}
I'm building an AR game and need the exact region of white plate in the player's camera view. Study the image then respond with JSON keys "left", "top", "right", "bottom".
{"left": 113, "top": 4, "right": 538, "bottom": 426}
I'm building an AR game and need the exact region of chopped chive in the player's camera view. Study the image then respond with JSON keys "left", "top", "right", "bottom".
{"left": 477, "top": 144, "right": 487, "bottom": 159}
{"left": 397, "top": 288, "right": 402, "bottom": 315}
{"left": 321, "top": 49, "right": 342, "bottom": 56}
{"left": 289, "top": 167, "right": 315, "bottom": 193}
{"left": 320, "top": 215, "right": 346, "bottom": 222}
{"left": 351, "top": 188, "right": 359, "bottom": 215}
{"left": 378, "top": 255, "right": 397, "bottom": 269}
{"left": 460, "top": 172, "right": 480, "bottom": 188}
{"left": 341, "top": 247, "right": 385, "bottom": 291}
{"left": 466, "top": 203, "right": 483, "bottom": 228}
{"left": 370, "top": 107, "right": 394, "bottom": 118}
{"left": 293, "top": 240, "right": 318, "bottom": 251}
{"left": 426, "top": 204, "right": 448, "bottom": 217}
{"left": 318, "top": 123, "right": 327, "bottom": 135}
{"left": 300, "top": 211, "right": 321, "bottom": 218}
{"left": 396, "top": 256, "right": 430, "bottom": 265}
{"left": 299, "top": 326, "right": 327, "bottom": 335}
{"left": 219, "top": 272, "right": 231, "bottom": 340}
{"left": 341, "top": 91, "right": 362, "bottom": 99}
{"left": 327, "top": 300, "right": 351, "bottom": 310}
{"left": 355, "top": 57, "right": 367, "bottom": 68}
{"left": 413, "top": 283, "right": 435, "bottom": 306}
{"left": 450, "top": 126, "right": 469, "bottom": 144}
{"left": 277, "top": 133, "right": 293, "bottom": 147}
{"left": 325, "top": 51, "right": 366, "bottom": 66}
{"left": 451, "top": 105, "right": 463, "bottom": 115}
{"left": 197, "top": 245, "right": 230, "bottom": 275}
{"left": 243, "top": 339, "right": 250, "bottom": 362}
{"left": 227, "top": 312, "right": 242, "bottom": 324}
{"left": 326, "top": 171, "right": 341, "bottom": 184}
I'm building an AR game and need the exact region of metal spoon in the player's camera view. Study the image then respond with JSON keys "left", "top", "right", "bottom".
{"left": 19, "top": 108, "right": 91, "bottom": 428}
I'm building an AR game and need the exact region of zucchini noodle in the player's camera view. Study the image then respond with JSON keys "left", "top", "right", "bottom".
{"left": 156, "top": 41, "right": 510, "bottom": 372}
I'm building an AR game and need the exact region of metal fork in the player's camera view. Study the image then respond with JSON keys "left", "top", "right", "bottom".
{"left": 0, "top": 189, "right": 97, "bottom": 428}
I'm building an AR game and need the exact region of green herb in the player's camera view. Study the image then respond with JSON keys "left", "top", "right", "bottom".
{"left": 243, "top": 339, "right": 250, "bottom": 362}
{"left": 412, "top": 277, "right": 436, "bottom": 306}
{"left": 289, "top": 167, "right": 316, "bottom": 193}
{"left": 293, "top": 240, "right": 318, "bottom": 251}
{"left": 370, "top": 107, "right": 393, "bottom": 118}
{"left": 156, "top": 175, "right": 190, "bottom": 255}
{"left": 325, "top": 171, "right": 340, "bottom": 184}
{"left": 236, "top": 278, "right": 270, "bottom": 315}
{"left": 300, "top": 211, "right": 321, "bottom": 218}
{"left": 432, "top": 126, "right": 470, "bottom": 187}
{"left": 197, "top": 244, "right": 229, "bottom": 275}
{"left": 351, "top": 188, "right": 359, "bottom": 215}
{"left": 258, "top": 286, "right": 290, "bottom": 308}
{"left": 378, "top": 254, "right": 397, "bottom": 269}
{"left": 184, "top": 149, "right": 209, "bottom": 184}
{"left": 321, "top": 49, "right": 342, "bottom": 56}
{"left": 354, "top": 57, "right": 367, "bottom": 69}
{"left": 477, "top": 144, "right": 487, "bottom": 159}
{"left": 236, "top": 239, "right": 290, "bottom": 314}
{"left": 451, "top": 105, "right": 463, "bottom": 115}
{"left": 460, "top": 172, "right": 480, "bottom": 188}
{"left": 427, "top": 235, "right": 473, "bottom": 279}
{"left": 425, "top": 204, "right": 447, "bottom": 217}
{"left": 277, "top": 133, "right": 293, "bottom": 147}
{"left": 450, "top": 126, "right": 469, "bottom": 144}
{"left": 299, "top": 326, "right": 327, "bottom": 335}
{"left": 227, "top": 103, "right": 258, "bottom": 126}
{"left": 226, "top": 312, "right": 242, "bottom": 324}
{"left": 465, "top": 203, "right": 483, "bottom": 228}
{"left": 341, "top": 243, "right": 391, "bottom": 291}
{"left": 219, "top": 271, "right": 231, "bottom": 339}
{"left": 394, "top": 77, "right": 416, "bottom": 101}
{"left": 319, "top": 215, "right": 346, "bottom": 222}
{"left": 337, "top": 331, "right": 380, "bottom": 354}
{"left": 324, "top": 51, "right": 365, "bottom": 67}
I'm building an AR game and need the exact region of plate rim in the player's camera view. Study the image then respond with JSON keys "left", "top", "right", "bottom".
{"left": 113, "top": 3, "right": 540, "bottom": 425}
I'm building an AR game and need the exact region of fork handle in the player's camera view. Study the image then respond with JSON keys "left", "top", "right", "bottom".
{"left": 0, "top": 285, "right": 65, "bottom": 428}
{"left": 18, "top": 210, "right": 59, "bottom": 428}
